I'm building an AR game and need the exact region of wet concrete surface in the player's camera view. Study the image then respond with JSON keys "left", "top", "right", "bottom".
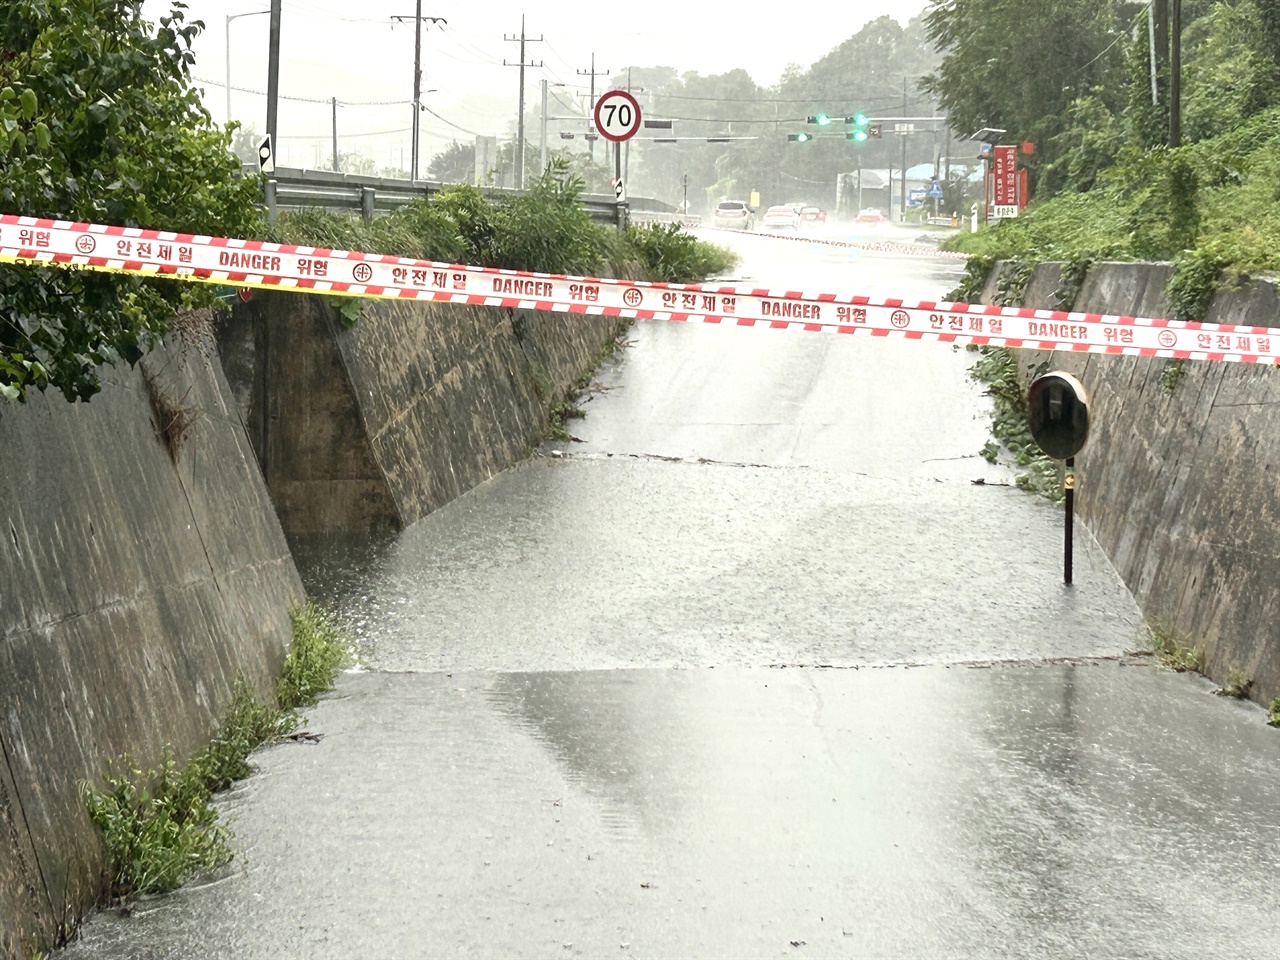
{"left": 59, "top": 232, "right": 1280, "bottom": 958}
{"left": 61, "top": 667, "right": 1280, "bottom": 959}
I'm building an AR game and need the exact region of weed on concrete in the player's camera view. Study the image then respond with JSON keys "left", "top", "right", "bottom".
{"left": 968, "top": 346, "right": 1062, "bottom": 503}
{"left": 82, "top": 600, "right": 352, "bottom": 900}
{"left": 1148, "top": 621, "right": 1205, "bottom": 674}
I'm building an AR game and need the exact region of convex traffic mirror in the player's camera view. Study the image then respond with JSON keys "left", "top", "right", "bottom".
{"left": 1027, "top": 372, "right": 1090, "bottom": 460}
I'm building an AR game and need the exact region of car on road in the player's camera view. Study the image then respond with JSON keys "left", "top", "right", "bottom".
{"left": 799, "top": 205, "right": 826, "bottom": 226}
{"left": 761, "top": 204, "right": 802, "bottom": 230}
{"left": 711, "top": 200, "right": 755, "bottom": 231}
{"left": 854, "top": 208, "right": 887, "bottom": 223}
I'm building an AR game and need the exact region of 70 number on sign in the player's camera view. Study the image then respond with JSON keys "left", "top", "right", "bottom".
{"left": 593, "top": 90, "right": 642, "bottom": 143}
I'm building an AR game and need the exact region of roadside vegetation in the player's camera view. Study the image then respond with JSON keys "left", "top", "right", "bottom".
{"left": 264, "top": 166, "right": 737, "bottom": 286}
{"left": 933, "top": 1, "right": 1280, "bottom": 316}
{"left": 81, "top": 600, "right": 351, "bottom": 901}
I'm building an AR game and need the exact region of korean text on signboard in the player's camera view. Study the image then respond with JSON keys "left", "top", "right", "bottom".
{"left": 993, "top": 145, "right": 1018, "bottom": 207}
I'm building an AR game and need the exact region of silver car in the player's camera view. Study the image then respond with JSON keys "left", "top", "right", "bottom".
{"left": 711, "top": 200, "right": 755, "bottom": 231}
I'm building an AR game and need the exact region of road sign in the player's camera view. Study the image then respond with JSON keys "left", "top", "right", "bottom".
{"left": 993, "top": 145, "right": 1017, "bottom": 208}
{"left": 257, "top": 135, "right": 274, "bottom": 174}
{"left": 926, "top": 180, "right": 944, "bottom": 199}
{"left": 907, "top": 189, "right": 927, "bottom": 208}
{"left": 991, "top": 204, "right": 1019, "bottom": 219}
{"left": 594, "top": 90, "right": 642, "bottom": 143}
{"left": 613, "top": 178, "right": 625, "bottom": 202}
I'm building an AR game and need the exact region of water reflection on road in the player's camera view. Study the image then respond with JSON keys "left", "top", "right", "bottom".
{"left": 60, "top": 232, "right": 1280, "bottom": 960}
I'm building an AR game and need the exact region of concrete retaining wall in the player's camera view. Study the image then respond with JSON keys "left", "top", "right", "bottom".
{"left": 987, "top": 261, "right": 1280, "bottom": 706}
{"left": 0, "top": 339, "right": 304, "bottom": 956}
{"left": 217, "top": 294, "right": 626, "bottom": 534}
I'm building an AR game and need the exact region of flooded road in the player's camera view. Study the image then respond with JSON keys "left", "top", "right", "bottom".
{"left": 62, "top": 229, "right": 1280, "bottom": 959}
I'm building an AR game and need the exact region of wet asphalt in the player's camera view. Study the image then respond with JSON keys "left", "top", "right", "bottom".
{"left": 59, "top": 225, "right": 1280, "bottom": 959}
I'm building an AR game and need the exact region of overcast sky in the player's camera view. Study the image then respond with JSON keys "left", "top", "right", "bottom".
{"left": 142, "top": 0, "right": 931, "bottom": 169}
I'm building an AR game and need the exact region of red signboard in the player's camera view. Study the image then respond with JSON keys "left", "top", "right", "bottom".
{"left": 993, "top": 145, "right": 1018, "bottom": 207}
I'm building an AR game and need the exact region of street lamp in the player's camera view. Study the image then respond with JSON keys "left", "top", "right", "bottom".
{"left": 226, "top": 9, "right": 271, "bottom": 127}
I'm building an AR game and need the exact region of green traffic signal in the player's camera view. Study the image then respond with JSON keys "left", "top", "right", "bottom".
{"left": 788, "top": 132, "right": 812, "bottom": 142}
{"left": 848, "top": 130, "right": 869, "bottom": 143}
{"left": 851, "top": 113, "right": 869, "bottom": 127}
{"left": 807, "top": 113, "right": 832, "bottom": 126}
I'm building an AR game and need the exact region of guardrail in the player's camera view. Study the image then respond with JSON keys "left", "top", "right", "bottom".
{"left": 258, "top": 167, "right": 677, "bottom": 229}
{"left": 629, "top": 210, "right": 703, "bottom": 229}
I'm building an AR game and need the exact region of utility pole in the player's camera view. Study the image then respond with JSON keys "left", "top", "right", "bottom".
{"left": 899, "top": 77, "right": 908, "bottom": 221}
{"left": 331, "top": 97, "right": 339, "bottom": 171}
{"left": 1170, "top": 0, "right": 1182, "bottom": 147}
{"left": 577, "top": 53, "right": 610, "bottom": 162}
{"left": 265, "top": 0, "right": 282, "bottom": 157}
{"left": 540, "top": 79, "right": 549, "bottom": 176}
{"left": 391, "top": 8, "right": 446, "bottom": 181}
{"left": 504, "top": 16, "right": 544, "bottom": 190}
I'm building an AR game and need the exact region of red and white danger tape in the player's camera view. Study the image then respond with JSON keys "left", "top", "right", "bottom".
{"left": 2, "top": 213, "right": 1277, "bottom": 365}
{"left": 707, "top": 226, "right": 971, "bottom": 260}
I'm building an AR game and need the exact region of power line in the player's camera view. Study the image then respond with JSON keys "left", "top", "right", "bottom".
{"left": 422, "top": 104, "right": 482, "bottom": 137}
{"left": 196, "top": 76, "right": 409, "bottom": 106}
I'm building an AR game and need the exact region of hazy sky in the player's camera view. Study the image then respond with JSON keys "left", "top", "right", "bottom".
{"left": 142, "top": 0, "right": 932, "bottom": 169}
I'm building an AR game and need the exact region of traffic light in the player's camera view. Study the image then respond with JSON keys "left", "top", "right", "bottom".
{"left": 807, "top": 113, "right": 832, "bottom": 126}
{"left": 787, "top": 132, "right": 812, "bottom": 142}
{"left": 849, "top": 113, "right": 869, "bottom": 127}
{"left": 848, "top": 130, "right": 869, "bottom": 143}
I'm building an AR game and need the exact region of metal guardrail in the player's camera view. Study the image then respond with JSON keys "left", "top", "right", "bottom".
{"left": 258, "top": 167, "right": 676, "bottom": 229}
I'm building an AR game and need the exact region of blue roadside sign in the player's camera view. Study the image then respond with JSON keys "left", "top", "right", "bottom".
{"left": 907, "top": 189, "right": 927, "bottom": 208}
{"left": 926, "top": 180, "right": 945, "bottom": 199}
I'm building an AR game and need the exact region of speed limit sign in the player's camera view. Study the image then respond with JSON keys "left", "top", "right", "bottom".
{"left": 594, "top": 90, "right": 642, "bottom": 143}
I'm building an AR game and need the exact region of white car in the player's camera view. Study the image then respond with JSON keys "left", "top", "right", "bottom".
{"left": 711, "top": 200, "right": 755, "bottom": 231}
{"left": 761, "top": 205, "right": 802, "bottom": 230}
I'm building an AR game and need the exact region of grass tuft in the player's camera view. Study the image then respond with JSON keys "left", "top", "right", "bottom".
{"left": 1149, "top": 621, "right": 1205, "bottom": 673}
{"left": 278, "top": 600, "right": 353, "bottom": 711}
{"left": 82, "top": 601, "right": 352, "bottom": 901}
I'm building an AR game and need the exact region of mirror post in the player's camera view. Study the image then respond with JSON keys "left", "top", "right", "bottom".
{"left": 1064, "top": 456, "right": 1075, "bottom": 586}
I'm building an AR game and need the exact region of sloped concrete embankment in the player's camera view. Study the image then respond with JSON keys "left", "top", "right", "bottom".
{"left": 218, "top": 293, "right": 626, "bottom": 533}
{"left": 984, "top": 261, "right": 1280, "bottom": 706}
{"left": 0, "top": 340, "right": 303, "bottom": 956}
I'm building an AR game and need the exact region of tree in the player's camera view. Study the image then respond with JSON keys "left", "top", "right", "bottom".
{"left": 427, "top": 140, "right": 475, "bottom": 183}
{"left": 325, "top": 151, "right": 376, "bottom": 175}
{"left": 922, "top": 0, "right": 1142, "bottom": 184}
{"left": 0, "top": 1, "right": 262, "bottom": 402}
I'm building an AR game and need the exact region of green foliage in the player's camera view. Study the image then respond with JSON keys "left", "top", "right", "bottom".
{"left": 427, "top": 140, "right": 476, "bottom": 184}
{"left": 80, "top": 678, "right": 293, "bottom": 899}
{"left": 992, "top": 258, "right": 1034, "bottom": 307}
{"left": 433, "top": 184, "right": 501, "bottom": 264}
{"left": 1165, "top": 248, "right": 1226, "bottom": 321}
{"left": 923, "top": 0, "right": 1138, "bottom": 184}
{"left": 82, "top": 600, "right": 352, "bottom": 900}
{"left": 945, "top": 255, "right": 995, "bottom": 303}
{"left": 624, "top": 222, "right": 738, "bottom": 283}
{"left": 278, "top": 600, "right": 352, "bottom": 711}
{"left": 1052, "top": 258, "right": 1093, "bottom": 311}
{"left": 489, "top": 163, "right": 608, "bottom": 276}
{"left": 0, "top": 1, "right": 263, "bottom": 403}
{"left": 1159, "top": 358, "right": 1188, "bottom": 393}
{"left": 968, "top": 346, "right": 1062, "bottom": 502}
{"left": 1149, "top": 621, "right": 1205, "bottom": 673}
{"left": 81, "top": 749, "right": 232, "bottom": 899}
{"left": 1214, "top": 671, "right": 1253, "bottom": 700}
{"left": 1269, "top": 697, "right": 1280, "bottom": 727}
{"left": 548, "top": 401, "right": 585, "bottom": 442}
